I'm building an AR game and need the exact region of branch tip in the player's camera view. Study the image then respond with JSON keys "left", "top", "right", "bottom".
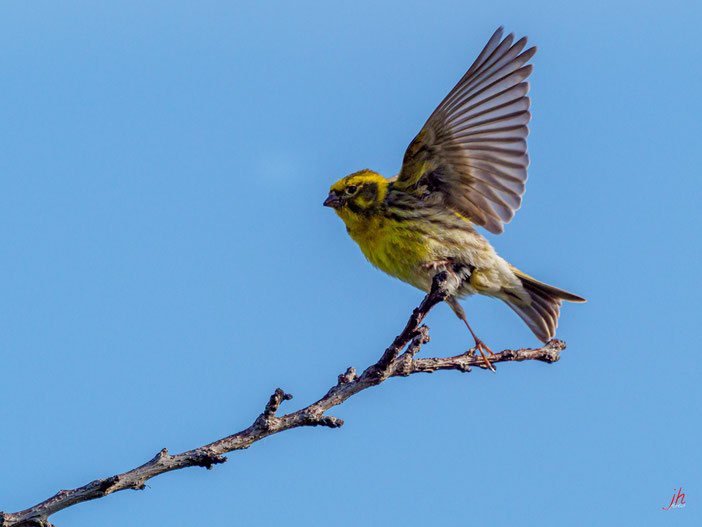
{"left": 317, "top": 416, "right": 344, "bottom": 428}
{"left": 263, "top": 388, "right": 292, "bottom": 418}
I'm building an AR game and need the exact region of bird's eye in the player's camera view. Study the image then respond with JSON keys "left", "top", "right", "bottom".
{"left": 346, "top": 185, "right": 358, "bottom": 195}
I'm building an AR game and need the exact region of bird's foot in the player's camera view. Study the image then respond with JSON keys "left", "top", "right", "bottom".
{"left": 422, "top": 260, "right": 452, "bottom": 271}
{"left": 468, "top": 339, "right": 496, "bottom": 373}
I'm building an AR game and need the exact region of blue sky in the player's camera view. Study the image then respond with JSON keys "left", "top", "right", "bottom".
{"left": 1, "top": 1, "right": 700, "bottom": 525}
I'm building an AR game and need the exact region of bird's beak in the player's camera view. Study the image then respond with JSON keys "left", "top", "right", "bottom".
{"left": 323, "top": 192, "right": 342, "bottom": 208}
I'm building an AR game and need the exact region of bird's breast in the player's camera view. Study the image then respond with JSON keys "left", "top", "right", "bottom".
{"left": 347, "top": 214, "right": 433, "bottom": 290}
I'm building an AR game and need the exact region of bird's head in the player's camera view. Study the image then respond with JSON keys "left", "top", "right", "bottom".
{"left": 324, "top": 170, "right": 388, "bottom": 227}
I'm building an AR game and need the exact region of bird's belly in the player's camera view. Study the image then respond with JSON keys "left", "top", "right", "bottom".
{"left": 350, "top": 217, "right": 516, "bottom": 296}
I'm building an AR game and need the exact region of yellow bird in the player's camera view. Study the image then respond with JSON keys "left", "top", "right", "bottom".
{"left": 324, "top": 27, "right": 584, "bottom": 366}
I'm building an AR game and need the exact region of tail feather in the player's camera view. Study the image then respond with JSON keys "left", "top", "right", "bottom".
{"left": 504, "top": 268, "right": 585, "bottom": 343}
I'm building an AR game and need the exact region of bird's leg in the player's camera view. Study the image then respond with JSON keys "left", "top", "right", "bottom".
{"left": 461, "top": 317, "right": 496, "bottom": 372}
{"left": 446, "top": 296, "right": 496, "bottom": 373}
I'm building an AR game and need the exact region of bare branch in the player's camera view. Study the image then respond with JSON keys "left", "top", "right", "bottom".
{"left": 0, "top": 271, "right": 565, "bottom": 527}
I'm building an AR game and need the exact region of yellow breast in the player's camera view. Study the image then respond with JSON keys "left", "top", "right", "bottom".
{"left": 345, "top": 214, "right": 432, "bottom": 290}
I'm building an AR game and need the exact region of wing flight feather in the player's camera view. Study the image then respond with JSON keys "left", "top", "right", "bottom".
{"left": 394, "top": 27, "right": 536, "bottom": 234}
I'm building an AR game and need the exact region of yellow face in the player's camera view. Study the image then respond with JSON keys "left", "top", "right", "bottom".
{"left": 323, "top": 169, "right": 388, "bottom": 225}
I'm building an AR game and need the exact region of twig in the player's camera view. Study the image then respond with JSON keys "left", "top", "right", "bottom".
{"left": 0, "top": 271, "right": 565, "bottom": 527}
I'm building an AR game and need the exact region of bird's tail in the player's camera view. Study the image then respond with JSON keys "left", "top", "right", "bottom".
{"left": 503, "top": 268, "right": 586, "bottom": 343}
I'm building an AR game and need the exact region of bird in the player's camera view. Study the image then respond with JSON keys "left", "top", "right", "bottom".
{"left": 323, "top": 27, "right": 585, "bottom": 369}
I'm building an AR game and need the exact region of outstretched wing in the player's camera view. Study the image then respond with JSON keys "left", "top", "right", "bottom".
{"left": 394, "top": 27, "right": 536, "bottom": 234}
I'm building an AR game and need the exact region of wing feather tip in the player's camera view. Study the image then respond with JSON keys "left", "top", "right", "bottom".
{"left": 396, "top": 26, "right": 536, "bottom": 235}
